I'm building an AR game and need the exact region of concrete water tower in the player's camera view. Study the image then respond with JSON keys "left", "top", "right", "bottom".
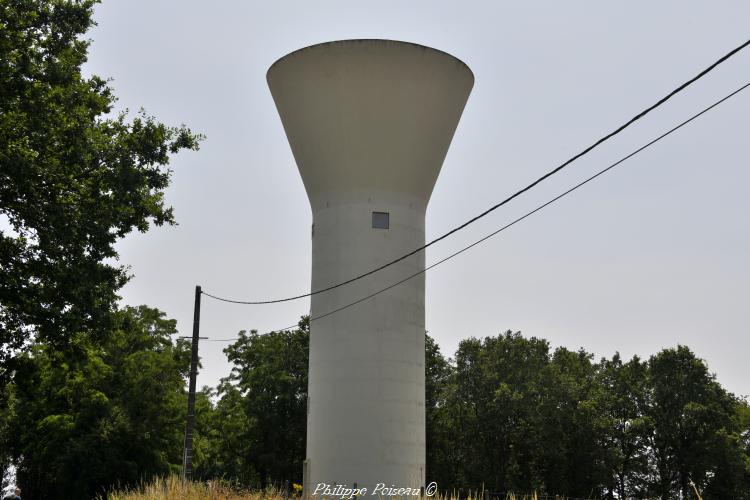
{"left": 267, "top": 39, "right": 473, "bottom": 494}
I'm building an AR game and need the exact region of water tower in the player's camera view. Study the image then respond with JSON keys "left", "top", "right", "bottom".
{"left": 267, "top": 39, "right": 473, "bottom": 495}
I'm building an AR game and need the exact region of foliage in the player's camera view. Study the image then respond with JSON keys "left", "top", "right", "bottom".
{"left": 6, "top": 307, "right": 749, "bottom": 498}
{"left": 5, "top": 306, "right": 190, "bottom": 499}
{"left": 193, "top": 317, "right": 310, "bottom": 489}
{"left": 593, "top": 353, "right": 651, "bottom": 498}
{"left": 425, "top": 334, "right": 750, "bottom": 499}
{"left": 425, "top": 333, "right": 454, "bottom": 487}
{"left": 442, "top": 332, "right": 550, "bottom": 492}
{"left": 0, "top": 0, "right": 202, "bottom": 379}
{"left": 646, "top": 345, "right": 750, "bottom": 499}
{"left": 192, "top": 382, "right": 254, "bottom": 486}
{"left": 0, "top": 380, "right": 15, "bottom": 492}
{"left": 186, "top": 323, "right": 750, "bottom": 499}
{"left": 429, "top": 332, "right": 608, "bottom": 496}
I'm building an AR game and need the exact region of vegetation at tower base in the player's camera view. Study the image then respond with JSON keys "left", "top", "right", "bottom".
{"left": 191, "top": 317, "right": 310, "bottom": 488}
{"left": 0, "top": 0, "right": 202, "bottom": 382}
{"left": 2, "top": 309, "right": 748, "bottom": 498}
{"left": 182, "top": 326, "right": 749, "bottom": 499}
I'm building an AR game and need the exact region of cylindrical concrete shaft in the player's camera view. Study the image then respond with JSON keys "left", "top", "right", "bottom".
{"left": 267, "top": 39, "right": 473, "bottom": 494}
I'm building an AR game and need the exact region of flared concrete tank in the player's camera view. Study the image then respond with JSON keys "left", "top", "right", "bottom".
{"left": 267, "top": 40, "right": 473, "bottom": 494}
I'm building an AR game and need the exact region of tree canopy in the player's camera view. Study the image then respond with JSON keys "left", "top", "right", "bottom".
{"left": 0, "top": 0, "right": 202, "bottom": 378}
{"left": 193, "top": 318, "right": 310, "bottom": 489}
{"left": 1, "top": 0, "right": 201, "bottom": 493}
{"left": 421, "top": 334, "right": 750, "bottom": 498}
{"left": 5, "top": 305, "right": 190, "bottom": 499}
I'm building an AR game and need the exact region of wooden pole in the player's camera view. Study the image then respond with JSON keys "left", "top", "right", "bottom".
{"left": 182, "top": 285, "right": 202, "bottom": 479}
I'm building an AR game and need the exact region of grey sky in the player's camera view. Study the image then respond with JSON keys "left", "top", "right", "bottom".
{"left": 84, "top": 1, "right": 750, "bottom": 397}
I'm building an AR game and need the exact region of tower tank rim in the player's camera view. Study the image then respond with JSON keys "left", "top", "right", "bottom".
{"left": 266, "top": 39, "right": 474, "bottom": 82}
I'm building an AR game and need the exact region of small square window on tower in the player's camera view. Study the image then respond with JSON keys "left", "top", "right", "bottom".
{"left": 372, "top": 211, "right": 389, "bottom": 229}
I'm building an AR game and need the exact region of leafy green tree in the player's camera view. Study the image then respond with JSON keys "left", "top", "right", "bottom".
{"left": 594, "top": 353, "right": 652, "bottom": 499}
{"left": 646, "top": 345, "right": 750, "bottom": 499}
{"left": 0, "top": 381, "right": 15, "bottom": 492}
{"left": 221, "top": 317, "right": 310, "bottom": 488}
{"left": 424, "top": 334, "right": 454, "bottom": 487}
{"left": 0, "top": 0, "right": 202, "bottom": 380}
{"left": 6, "top": 305, "right": 190, "bottom": 499}
{"left": 737, "top": 402, "right": 750, "bottom": 493}
{"left": 443, "top": 331, "right": 551, "bottom": 493}
{"left": 193, "top": 382, "right": 256, "bottom": 486}
{"left": 536, "top": 347, "right": 605, "bottom": 497}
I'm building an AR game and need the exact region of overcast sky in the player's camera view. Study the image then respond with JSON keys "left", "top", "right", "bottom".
{"left": 84, "top": 1, "right": 750, "bottom": 397}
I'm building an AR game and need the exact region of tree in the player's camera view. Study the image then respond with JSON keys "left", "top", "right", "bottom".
{"left": 0, "top": 380, "right": 15, "bottom": 492}
{"left": 646, "top": 345, "right": 750, "bottom": 499}
{"left": 424, "top": 334, "right": 454, "bottom": 487}
{"left": 442, "top": 331, "right": 551, "bottom": 493}
{"left": 5, "top": 305, "right": 190, "bottom": 499}
{"left": 536, "top": 347, "right": 605, "bottom": 497}
{"left": 221, "top": 317, "right": 310, "bottom": 488}
{"left": 0, "top": 0, "right": 202, "bottom": 379}
{"left": 193, "top": 382, "right": 256, "bottom": 486}
{"left": 594, "top": 353, "right": 652, "bottom": 499}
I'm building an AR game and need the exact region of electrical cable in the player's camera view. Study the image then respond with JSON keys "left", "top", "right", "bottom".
{"left": 201, "top": 38, "right": 750, "bottom": 306}
{"left": 203, "top": 79, "right": 750, "bottom": 341}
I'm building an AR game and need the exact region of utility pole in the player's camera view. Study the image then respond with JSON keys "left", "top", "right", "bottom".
{"left": 182, "top": 285, "right": 206, "bottom": 480}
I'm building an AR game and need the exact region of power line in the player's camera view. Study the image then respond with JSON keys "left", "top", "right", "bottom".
{"left": 201, "top": 38, "right": 750, "bottom": 306}
{"left": 203, "top": 80, "right": 750, "bottom": 342}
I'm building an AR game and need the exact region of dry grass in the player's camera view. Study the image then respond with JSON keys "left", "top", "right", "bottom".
{"left": 104, "top": 475, "right": 267, "bottom": 500}
{"left": 105, "top": 477, "right": 574, "bottom": 500}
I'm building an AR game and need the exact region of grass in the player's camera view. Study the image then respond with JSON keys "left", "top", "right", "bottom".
{"left": 103, "top": 475, "right": 266, "bottom": 500}
{"left": 105, "top": 477, "right": 576, "bottom": 500}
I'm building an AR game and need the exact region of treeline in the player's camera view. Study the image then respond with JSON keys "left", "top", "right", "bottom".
{"left": 426, "top": 333, "right": 750, "bottom": 498}
{"left": 3, "top": 309, "right": 750, "bottom": 498}
{"left": 187, "top": 321, "right": 750, "bottom": 499}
